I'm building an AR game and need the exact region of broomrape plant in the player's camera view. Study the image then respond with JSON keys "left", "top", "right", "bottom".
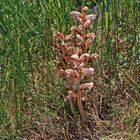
{"left": 53, "top": 6, "right": 98, "bottom": 123}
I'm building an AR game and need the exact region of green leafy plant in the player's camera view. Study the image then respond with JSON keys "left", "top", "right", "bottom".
{"left": 53, "top": 6, "right": 98, "bottom": 123}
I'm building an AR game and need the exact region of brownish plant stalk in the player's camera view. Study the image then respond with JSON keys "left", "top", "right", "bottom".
{"left": 53, "top": 6, "right": 98, "bottom": 123}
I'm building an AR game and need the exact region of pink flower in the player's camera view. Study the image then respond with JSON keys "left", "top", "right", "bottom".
{"left": 70, "top": 26, "right": 77, "bottom": 32}
{"left": 70, "top": 11, "right": 83, "bottom": 23}
{"left": 65, "top": 34, "right": 74, "bottom": 41}
{"left": 78, "top": 25, "right": 83, "bottom": 31}
{"left": 84, "top": 20, "right": 91, "bottom": 29}
{"left": 79, "top": 82, "right": 93, "bottom": 90}
{"left": 85, "top": 38, "right": 92, "bottom": 49}
{"left": 80, "top": 53, "right": 90, "bottom": 61}
{"left": 76, "top": 34, "right": 84, "bottom": 42}
{"left": 65, "top": 69, "right": 78, "bottom": 77}
{"left": 77, "top": 62, "right": 85, "bottom": 69}
{"left": 81, "top": 68, "right": 94, "bottom": 76}
{"left": 71, "top": 54, "right": 80, "bottom": 61}
{"left": 85, "top": 14, "right": 96, "bottom": 21}
{"left": 70, "top": 11, "right": 82, "bottom": 18}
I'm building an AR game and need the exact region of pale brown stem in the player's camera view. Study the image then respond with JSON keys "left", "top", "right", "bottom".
{"left": 77, "top": 90, "right": 86, "bottom": 123}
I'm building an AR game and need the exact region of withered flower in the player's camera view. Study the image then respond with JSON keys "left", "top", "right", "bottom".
{"left": 54, "top": 32, "right": 65, "bottom": 41}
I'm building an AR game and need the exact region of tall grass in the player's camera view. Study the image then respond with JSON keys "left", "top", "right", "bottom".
{"left": 0, "top": 0, "right": 139, "bottom": 139}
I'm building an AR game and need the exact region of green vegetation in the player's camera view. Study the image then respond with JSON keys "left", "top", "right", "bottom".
{"left": 0, "top": 0, "right": 139, "bottom": 139}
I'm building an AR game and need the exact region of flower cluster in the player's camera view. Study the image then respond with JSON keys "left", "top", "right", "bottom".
{"left": 53, "top": 6, "right": 98, "bottom": 121}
